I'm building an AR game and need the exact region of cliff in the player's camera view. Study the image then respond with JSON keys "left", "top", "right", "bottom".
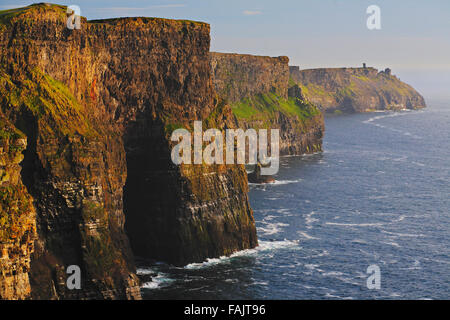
{"left": 290, "top": 66, "right": 426, "bottom": 113}
{"left": 0, "top": 3, "right": 256, "bottom": 299}
{"left": 0, "top": 116, "right": 36, "bottom": 299}
{"left": 210, "top": 52, "right": 324, "bottom": 156}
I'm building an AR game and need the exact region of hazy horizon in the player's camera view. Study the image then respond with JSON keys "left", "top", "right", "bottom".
{"left": 2, "top": 0, "right": 449, "bottom": 99}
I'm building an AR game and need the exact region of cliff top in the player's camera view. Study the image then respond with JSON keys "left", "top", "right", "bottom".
{"left": 212, "top": 52, "right": 289, "bottom": 63}
{"left": 0, "top": 3, "right": 208, "bottom": 28}
{"left": 295, "top": 66, "right": 381, "bottom": 75}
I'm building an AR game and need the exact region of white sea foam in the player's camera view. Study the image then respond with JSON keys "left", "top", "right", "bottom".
{"left": 363, "top": 111, "right": 413, "bottom": 124}
{"left": 184, "top": 239, "right": 300, "bottom": 270}
{"left": 362, "top": 111, "right": 423, "bottom": 138}
{"left": 322, "top": 271, "right": 344, "bottom": 277}
{"left": 141, "top": 272, "right": 175, "bottom": 290}
{"left": 381, "top": 230, "right": 423, "bottom": 238}
{"left": 325, "top": 222, "right": 383, "bottom": 227}
{"left": 298, "top": 231, "right": 320, "bottom": 240}
{"left": 258, "top": 221, "right": 289, "bottom": 235}
{"left": 351, "top": 239, "right": 369, "bottom": 244}
{"left": 305, "top": 211, "right": 319, "bottom": 229}
{"left": 382, "top": 241, "right": 401, "bottom": 247}
{"left": 136, "top": 267, "right": 156, "bottom": 275}
{"left": 368, "top": 195, "right": 389, "bottom": 199}
{"left": 271, "top": 179, "right": 302, "bottom": 185}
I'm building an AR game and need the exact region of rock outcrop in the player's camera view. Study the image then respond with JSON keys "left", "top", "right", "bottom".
{"left": 0, "top": 3, "right": 257, "bottom": 299}
{"left": 289, "top": 66, "right": 426, "bottom": 113}
{"left": 210, "top": 52, "right": 324, "bottom": 156}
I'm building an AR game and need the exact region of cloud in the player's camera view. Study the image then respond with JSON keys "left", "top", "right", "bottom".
{"left": 243, "top": 10, "right": 262, "bottom": 16}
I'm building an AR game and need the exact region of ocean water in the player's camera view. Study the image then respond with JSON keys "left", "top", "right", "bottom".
{"left": 140, "top": 100, "right": 450, "bottom": 300}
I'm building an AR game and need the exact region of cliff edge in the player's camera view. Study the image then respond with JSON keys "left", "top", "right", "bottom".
{"left": 290, "top": 66, "right": 426, "bottom": 113}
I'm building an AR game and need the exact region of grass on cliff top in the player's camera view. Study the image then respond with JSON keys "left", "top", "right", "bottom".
{"left": 0, "top": 3, "right": 67, "bottom": 27}
{"left": 0, "top": 3, "right": 206, "bottom": 30}
{"left": 89, "top": 16, "right": 207, "bottom": 27}
{"left": 0, "top": 67, "right": 98, "bottom": 139}
{"left": 298, "top": 71, "right": 416, "bottom": 104}
{"left": 232, "top": 92, "right": 320, "bottom": 124}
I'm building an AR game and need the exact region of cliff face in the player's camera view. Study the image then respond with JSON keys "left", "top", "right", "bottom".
{"left": 0, "top": 3, "right": 257, "bottom": 299}
{"left": 210, "top": 53, "right": 324, "bottom": 156}
{"left": 0, "top": 116, "right": 36, "bottom": 299}
{"left": 290, "top": 66, "right": 426, "bottom": 113}
{"left": 211, "top": 53, "right": 290, "bottom": 102}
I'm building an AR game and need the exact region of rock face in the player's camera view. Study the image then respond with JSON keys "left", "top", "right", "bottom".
{"left": 0, "top": 117, "right": 36, "bottom": 299}
{"left": 210, "top": 53, "right": 324, "bottom": 156}
{"left": 290, "top": 66, "right": 426, "bottom": 113}
{"left": 0, "top": 3, "right": 257, "bottom": 299}
{"left": 211, "top": 53, "right": 290, "bottom": 102}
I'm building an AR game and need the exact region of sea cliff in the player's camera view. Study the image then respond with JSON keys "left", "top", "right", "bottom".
{"left": 290, "top": 66, "right": 426, "bottom": 113}
{"left": 210, "top": 52, "right": 324, "bottom": 156}
{"left": 0, "top": 3, "right": 257, "bottom": 299}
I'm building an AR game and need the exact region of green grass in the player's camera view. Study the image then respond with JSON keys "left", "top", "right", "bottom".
{"left": 231, "top": 92, "right": 320, "bottom": 124}
{"left": 0, "top": 117, "right": 25, "bottom": 141}
{"left": 0, "top": 67, "right": 98, "bottom": 139}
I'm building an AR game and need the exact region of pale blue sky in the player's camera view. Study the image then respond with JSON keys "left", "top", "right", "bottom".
{"left": 3, "top": 1, "right": 450, "bottom": 98}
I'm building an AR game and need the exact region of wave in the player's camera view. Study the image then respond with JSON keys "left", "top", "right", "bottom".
{"left": 140, "top": 271, "right": 175, "bottom": 290}
{"left": 298, "top": 231, "right": 320, "bottom": 240}
{"left": 271, "top": 179, "right": 302, "bottom": 185}
{"left": 363, "top": 110, "right": 416, "bottom": 124}
{"left": 382, "top": 241, "right": 401, "bottom": 248}
{"left": 362, "top": 111, "right": 423, "bottom": 139}
{"left": 258, "top": 221, "right": 289, "bottom": 236}
{"left": 137, "top": 267, "right": 156, "bottom": 275}
{"left": 381, "top": 230, "right": 423, "bottom": 238}
{"left": 326, "top": 222, "right": 384, "bottom": 227}
{"left": 184, "top": 239, "right": 300, "bottom": 270}
{"left": 305, "top": 211, "right": 319, "bottom": 229}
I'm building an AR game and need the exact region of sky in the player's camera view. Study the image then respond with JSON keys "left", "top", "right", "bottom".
{"left": 2, "top": 0, "right": 450, "bottom": 99}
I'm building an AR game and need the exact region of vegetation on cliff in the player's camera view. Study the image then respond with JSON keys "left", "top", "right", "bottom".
{"left": 0, "top": 3, "right": 259, "bottom": 300}
{"left": 0, "top": 114, "right": 36, "bottom": 300}
{"left": 0, "top": 63, "right": 140, "bottom": 299}
{"left": 290, "top": 67, "right": 426, "bottom": 113}
{"left": 210, "top": 52, "right": 324, "bottom": 156}
{"left": 232, "top": 92, "right": 320, "bottom": 129}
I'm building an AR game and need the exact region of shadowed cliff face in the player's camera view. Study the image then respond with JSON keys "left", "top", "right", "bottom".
{"left": 0, "top": 3, "right": 257, "bottom": 298}
{"left": 290, "top": 66, "right": 426, "bottom": 113}
{"left": 210, "top": 53, "right": 324, "bottom": 156}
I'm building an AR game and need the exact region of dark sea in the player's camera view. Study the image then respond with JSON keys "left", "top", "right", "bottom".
{"left": 140, "top": 100, "right": 450, "bottom": 300}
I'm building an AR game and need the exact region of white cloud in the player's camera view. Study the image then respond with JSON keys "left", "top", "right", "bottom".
{"left": 243, "top": 10, "right": 262, "bottom": 16}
